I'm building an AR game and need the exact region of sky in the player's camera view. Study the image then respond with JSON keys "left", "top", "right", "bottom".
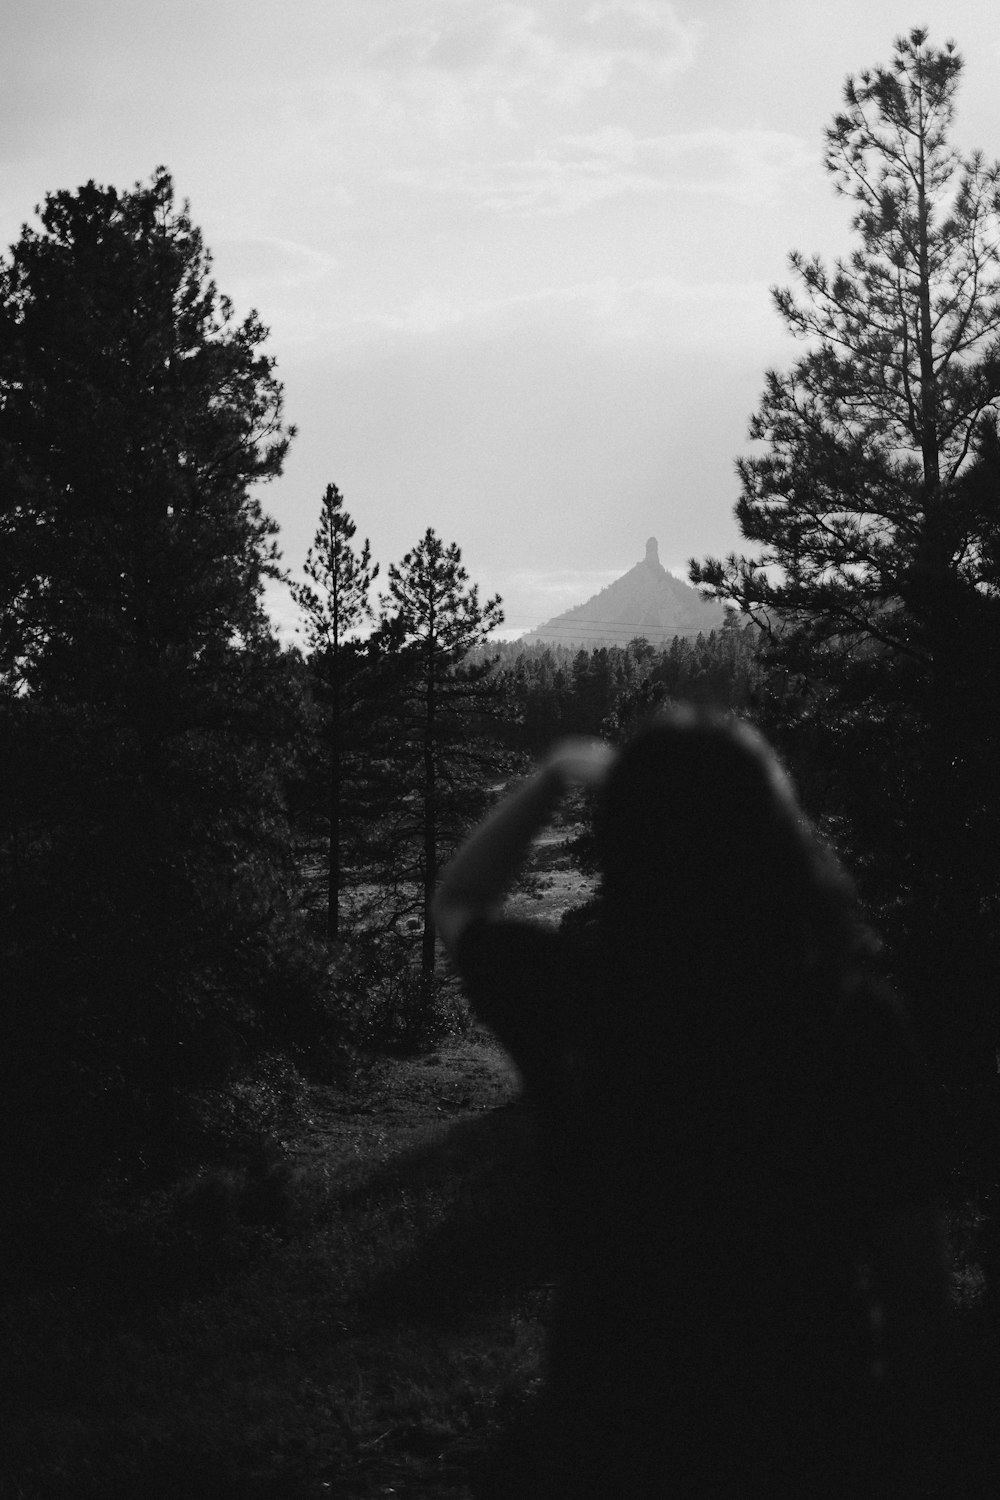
{"left": 4, "top": 2, "right": 1000, "bottom": 641}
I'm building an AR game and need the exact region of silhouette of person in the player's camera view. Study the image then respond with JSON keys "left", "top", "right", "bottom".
{"left": 435, "top": 709, "right": 946, "bottom": 1498}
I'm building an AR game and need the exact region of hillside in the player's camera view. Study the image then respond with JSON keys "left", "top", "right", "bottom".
{"left": 522, "top": 538, "right": 727, "bottom": 648}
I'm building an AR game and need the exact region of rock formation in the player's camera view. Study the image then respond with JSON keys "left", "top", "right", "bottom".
{"left": 522, "top": 538, "right": 727, "bottom": 648}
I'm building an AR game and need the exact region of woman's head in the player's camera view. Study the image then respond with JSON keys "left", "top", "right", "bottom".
{"left": 594, "top": 708, "right": 870, "bottom": 994}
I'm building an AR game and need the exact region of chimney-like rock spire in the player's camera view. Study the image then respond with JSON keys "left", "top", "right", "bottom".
{"left": 521, "top": 532, "right": 726, "bottom": 645}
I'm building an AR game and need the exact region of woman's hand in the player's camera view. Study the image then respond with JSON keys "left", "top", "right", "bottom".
{"left": 544, "top": 737, "right": 617, "bottom": 792}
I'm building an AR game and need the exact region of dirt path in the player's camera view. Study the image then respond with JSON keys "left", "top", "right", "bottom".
{"left": 289, "top": 1029, "right": 522, "bottom": 1186}
{"left": 291, "top": 821, "right": 595, "bottom": 1188}
{"left": 262, "top": 828, "right": 595, "bottom": 1495}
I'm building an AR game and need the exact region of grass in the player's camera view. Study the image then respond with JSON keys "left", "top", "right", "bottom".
{"left": 7, "top": 1055, "right": 1000, "bottom": 1499}
{"left": 0, "top": 808, "right": 591, "bottom": 1500}
{"left": 0, "top": 1032, "right": 553, "bottom": 1498}
{"left": 6, "top": 1060, "right": 1000, "bottom": 1499}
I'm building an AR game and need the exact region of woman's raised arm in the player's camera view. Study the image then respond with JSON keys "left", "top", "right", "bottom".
{"left": 433, "top": 737, "right": 615, "bottom": 956}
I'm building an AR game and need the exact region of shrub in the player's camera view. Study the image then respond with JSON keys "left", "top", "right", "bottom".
{"left": 179, "top": 1051, "right": 311, "bottom": 1161}
{"left": 331, "top": 932, "right": 470, "bottom": 1051}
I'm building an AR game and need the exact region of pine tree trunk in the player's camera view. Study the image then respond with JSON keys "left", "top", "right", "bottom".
{"left": 915, "top": 133, "right": 941, "bottom": 493}
{"left": 421, "top": 639, "right": 437, "bottom": 985}
{"left": 326, "top": 661, "right": 343, "bottom": 943}
{"left": 327, "top": 739, "right": 341, "bottom": 943}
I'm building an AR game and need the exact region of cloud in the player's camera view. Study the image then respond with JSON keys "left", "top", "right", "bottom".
{"left": 367, "top": 1, "right": 697, "bottom": 111}
{"left": 213, "top": 235, "right": 337, "bottom": 290}
{"left": 347, "top": 271, "right": 779, "bottom": 355}
{"left": 206, "top": 236, "right": 338, "bottom": 326}
{"left": 386, "top": 125, "right": 817, "bottom": 215}
{"left": 262, "top": 577, "right": 301, "bottom": 644}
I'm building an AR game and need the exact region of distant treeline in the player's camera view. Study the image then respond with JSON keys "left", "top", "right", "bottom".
{"left": 478, "top": 617, "right": 760, "bottom": 750}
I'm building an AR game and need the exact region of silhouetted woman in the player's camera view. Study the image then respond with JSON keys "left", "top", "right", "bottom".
{"left": 434, "top": 709, "right": 945, "bottom": 1498}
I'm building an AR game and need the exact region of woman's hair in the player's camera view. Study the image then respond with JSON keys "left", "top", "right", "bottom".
{"left": 594, "top": 707, "right": 875, "bottom": 1005}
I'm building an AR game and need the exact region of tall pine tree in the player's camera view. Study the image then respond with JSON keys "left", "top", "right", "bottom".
{"left": 0, "top": 168, "right": 289, "bottom": 700}
{"left": 692, "top": 31, "right": 1000, "bottom": 1089}
{"left": 0, "top": 168, "right": 315, "bottom": 1176}
{"left": 291, "top": 483, "right": 378, "bottom": 941}
{"left": 693, "top": 30, "right": 1000, "bottom": 645}
{"left": 377, "top": 529, "right": 504, "bottom": 983}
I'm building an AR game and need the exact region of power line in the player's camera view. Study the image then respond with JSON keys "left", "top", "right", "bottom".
{"left": 509, "top": 618, "right": 731, "bottom": 640}
{"left": 499, "top": 616, "right": 720, "bottom": 628}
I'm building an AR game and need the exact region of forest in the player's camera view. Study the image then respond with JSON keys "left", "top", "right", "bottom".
{"left": 3, "top": 28, "right": 1000, "bottom": 1498}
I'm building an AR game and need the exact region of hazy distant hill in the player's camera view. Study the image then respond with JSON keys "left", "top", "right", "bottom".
{"left": 521, "top": 538, "right": 727, "bottom": 648}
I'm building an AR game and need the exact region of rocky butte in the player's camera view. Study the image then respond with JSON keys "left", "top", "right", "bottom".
{"left": 522, "top": 538, "right": 728, "bottom": 649}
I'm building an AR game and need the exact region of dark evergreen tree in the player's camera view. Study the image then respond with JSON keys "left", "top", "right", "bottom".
{"left": 0, "top": 168, "right": 320, "bottom": 1179}
{"left": 0, "top": 169, "right": 289, "bottom": 698}
{"left": 376, "top": 529, "right": 504, "bottom": 983}
{"left": 517, "top": 647, "right": 567, "bottom": 751}
{"left": 691, "top": 32, "right": 1000, "bottom": 1095}
{"left": 291, "top": 484, "right": 378, "bottom": 941}
{"left": 693, "top": 30, "right": 1000, "bottom": 639}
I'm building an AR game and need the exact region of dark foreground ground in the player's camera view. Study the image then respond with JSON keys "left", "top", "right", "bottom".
{"left": 2, "top": 1027, "right": 1000, "bottom": 1498}
{"left": 4, "top": 828, "right": 999, "bottom": 1498}
{"left": 1, "top": 1028, "right": 558, "bottom": 1499}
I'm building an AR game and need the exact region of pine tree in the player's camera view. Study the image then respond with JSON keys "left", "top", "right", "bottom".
{"left": 693, "top": 30, "right": 1000, "bottom": 646}
{"left": 377, "top": 529, "right": 504, "bottom": 983}
{"left": 0, "top": 168, "right": 318, "bottom": 1176}
{"left": 691, "top": 32, "right": 1000, "bottom": 1084}
{"left": 0, "top": 168, "right": 289, "bottom": 700}
{"left": 291, "top": 484, "right": 378, "bottom": 940}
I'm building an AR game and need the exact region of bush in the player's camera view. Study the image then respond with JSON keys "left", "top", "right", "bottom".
{"left": 331, "top": 932, "right": 470, "bottom": 1051}
{"left": 178, "top": 1051, "right": 311, "bottom": 1161}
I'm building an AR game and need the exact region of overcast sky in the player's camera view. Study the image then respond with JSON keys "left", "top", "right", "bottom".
{"left": 5, "top": 2, "right": 1000, "bottom": 640}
